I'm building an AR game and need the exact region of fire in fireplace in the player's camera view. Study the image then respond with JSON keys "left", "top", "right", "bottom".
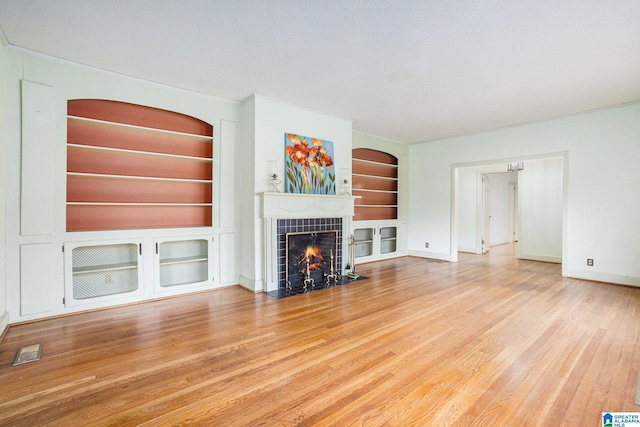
{"left": 297, "top": 244, "right": 324, "bottom": 272}
{"left": 286, "top": 230, "right": 339, "bottom": 289}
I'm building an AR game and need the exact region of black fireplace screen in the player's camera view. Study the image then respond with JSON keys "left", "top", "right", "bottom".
{"left": 276, "top": 217, "right": 343, "bottom": 290}
{"left": 285, "top": 230, "right": 338, "bottom": 288}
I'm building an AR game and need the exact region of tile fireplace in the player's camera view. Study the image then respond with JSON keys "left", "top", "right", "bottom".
{"left": 260, "top": 192, "right": 357, "bottom": 293}
{"left": 280, "top": 218, "right": 341, "bottom": 290}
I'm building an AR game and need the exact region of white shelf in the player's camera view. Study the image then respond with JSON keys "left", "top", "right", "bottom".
{"left": 68, "top": 115, "right": 213, "bottom": 142}
{"left": 353, "top": 188, "right": 398, "bottom": 194}
{"left": 352, "top": 158, "right": 398, "bottom": 168}
{"left": 67, "top": 202, "right": 212, "bottom": 206}
{"left": 353, "top": 173, "right": 398, "bottom": 181}
{"left": 73, "top": 262, "right": 138, "bottom": 274}
{"left": 67, "top": 172, "right": 212, "bottom": 184}
{"left": 355, "top": 204, "right": 398, "bottom": 208}
{"left": 159, "top": 256, "right": 208, "bottom": 266}
{"left": 67, "top": 143, "right": 213, "bottom": 163}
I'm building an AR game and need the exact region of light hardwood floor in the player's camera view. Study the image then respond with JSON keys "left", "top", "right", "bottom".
{"left": 1, "top": 244, "right": 639, "bottom": 426}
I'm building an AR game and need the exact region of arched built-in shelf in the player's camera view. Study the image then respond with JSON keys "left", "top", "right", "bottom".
{"left": 352, "top": 148, "right": 398, "bottom": 221}
{"left": 66, "top": 99, "right": 213, "bottom": 231}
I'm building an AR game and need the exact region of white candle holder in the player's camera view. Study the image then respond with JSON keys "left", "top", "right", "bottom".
{"left": 341, "top": 178, "right": 351, "bottom": 196}
{"left": 268, "top": 173, "right": 281, "bottom": 193}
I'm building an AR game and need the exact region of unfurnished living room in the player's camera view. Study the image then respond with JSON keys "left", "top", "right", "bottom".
{"left": 0, "top": 1, "right": 639, "bottom": 426}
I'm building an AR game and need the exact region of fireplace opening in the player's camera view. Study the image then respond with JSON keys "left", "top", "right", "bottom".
{"left": 286, "top": 230, "right": 339, "bottom": 289}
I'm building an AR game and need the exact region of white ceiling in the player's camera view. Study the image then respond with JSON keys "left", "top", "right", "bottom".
{"left": 1, "top": 0, "right": 639, "bottom": 144}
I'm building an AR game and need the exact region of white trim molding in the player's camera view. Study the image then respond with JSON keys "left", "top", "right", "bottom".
{"left": 258, "top": 192, "right": 357, "bottom": 292}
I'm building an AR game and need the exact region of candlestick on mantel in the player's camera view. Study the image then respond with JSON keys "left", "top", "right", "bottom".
{"left": 341, "top": 167, "right": 351, "bottom": 195}
{"left": 268, "top": 160, "right": 281, "bottom": 192}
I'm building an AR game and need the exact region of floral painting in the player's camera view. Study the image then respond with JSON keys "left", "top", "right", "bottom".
{"left": 285, "top": 133, "right": 335, "bottom": 194}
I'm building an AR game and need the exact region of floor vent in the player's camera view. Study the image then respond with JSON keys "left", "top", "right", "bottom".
{"left": 12, "top": 343, "right": 43, "bottom": 366}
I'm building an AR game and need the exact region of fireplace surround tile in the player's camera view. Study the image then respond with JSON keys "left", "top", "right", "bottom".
{"left": 260, "top": 193, "right": 358, "bottom": 294}
{"left": 276, "top": 217, "right": 342, "bottom": 291}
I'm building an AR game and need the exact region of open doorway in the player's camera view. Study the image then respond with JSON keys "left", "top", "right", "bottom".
{"left": 481, "top": 171, "right": 518, "bottom": 253}
{"left": 452, "top": 155, "right": 566, "bottom": 270}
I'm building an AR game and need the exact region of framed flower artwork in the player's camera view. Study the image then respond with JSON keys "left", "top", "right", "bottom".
{"left": 284, "top": 133, "right": 335, "bottom": 194}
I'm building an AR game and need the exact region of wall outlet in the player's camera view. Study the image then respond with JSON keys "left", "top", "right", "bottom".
{"left": 587, "top": 258, "right": 594, "bottom": 266}
{"left": 425, "top": 242, "right": 429, "bottom": 248}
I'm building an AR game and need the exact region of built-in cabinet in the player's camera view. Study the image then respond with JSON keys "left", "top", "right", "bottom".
{"left": 64, "top": 239, "right": 144, "bottom": 307}
{"left": 8, "top": 55, "right": 244, "bottom": 324}
{"left": 351, "top": 147, "right": 402, "bottom": 262}
{"left": 155, "top": 237, "right": 212, "bottom": 290}
{"left": 63, "top": 100, "right": 216, "bottom": 308}
{"left": 353, "top": 224, "right": 398, "bottom": 261}
{"left": 64, "top": 236, "right": 213, "bottom": 306}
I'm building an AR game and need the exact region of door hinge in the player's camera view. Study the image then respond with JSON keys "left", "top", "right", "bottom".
{"left": 212, "top": 236, "right": 215, "bottom": 243}
{"left": 155, "top": 243, "right": 158, "bottom": 254}
{"left": 63, "top": 297, "right": 65, "bottom": 305}
{"left": 139, "top": 243, "right": 142, "bottom": 255}
{"left": 62, "top": 245, "right": 64, "bottom": 253}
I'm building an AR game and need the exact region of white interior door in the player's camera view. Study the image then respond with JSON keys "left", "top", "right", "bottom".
{"left": 508, "top": 183, "right": 518, "bottom": 242}
{"left": 482, "top": 174, "right": 490, "bottom": 254}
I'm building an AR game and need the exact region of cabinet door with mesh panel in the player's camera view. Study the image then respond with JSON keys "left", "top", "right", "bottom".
{"left": 64, "top": 240, "right": 144, "bottom": 306}
{"left": 154, "top": 237, "right": 212, "bottom": 291}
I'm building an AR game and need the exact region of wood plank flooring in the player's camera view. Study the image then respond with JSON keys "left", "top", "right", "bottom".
{"left": 1, "top": 244, "right": 639, "bottom": 426}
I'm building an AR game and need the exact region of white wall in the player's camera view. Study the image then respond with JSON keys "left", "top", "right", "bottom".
{"left": 456, "top": 167, "right": 477, "bottom": 252}
{"left": 409, "top": 102, "right": 640, "bottom": 286}
{"left": 4, "top": 48, "right": 241, "bottom": 323}
{"left": 457, "top": 165, "right": 516, "bottom": 253}
{"left": 238, "top": 95, "right": 353, "bottom": 291}
{"left": 519, "top": 157, "right": 563, "bottom": 262}
{"left": 238, "top": 96, "right": 257, "bottom": 291}
{"left": 0, "top": 44, "right": 8, "bottom": 335}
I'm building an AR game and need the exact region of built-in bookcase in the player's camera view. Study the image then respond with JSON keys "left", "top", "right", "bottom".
{"left": 66, "top": 99, "right": 213, "bottom": 231}
{"left": 352, "top": 148, "right": 398, "bottom": 221}
{"left": 352, "top": 148, "right": 400, "bottom": 262}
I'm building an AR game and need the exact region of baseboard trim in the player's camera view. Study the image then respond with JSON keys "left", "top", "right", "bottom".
{"left": 238, "top": 275, "right": 262, "bottom": 292}
{"left": 408, "top": 250, "right": 451, "bottom": 262}
{"left": 0, "top": 311, "right": 10, "bottom": 343}
{"left": 519, "top": 254, "right": 562, "bottom": 264}
{"left": 354, "top": 253, "right": 407, "bottom": 265}
{"left": 565, "top": 269, "right": 640, "bottom": 288}
{"left": 457, "top": 246, "right": 477, "bottom": 254}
